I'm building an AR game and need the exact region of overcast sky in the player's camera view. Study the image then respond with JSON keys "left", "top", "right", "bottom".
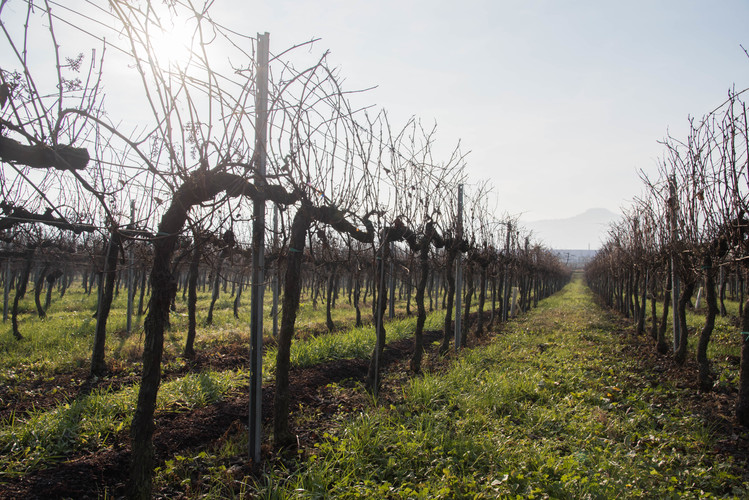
{"left": 6, "top": 0, "right": 749, "bottom": 235}
{"left": 221, "top": 0, "right": 749, "bottom": 222}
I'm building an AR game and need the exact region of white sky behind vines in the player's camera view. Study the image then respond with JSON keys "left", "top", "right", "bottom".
{"left": 5, "top": 0, "right": 749, "bottom": 246}
{"left": 230, "top": 0, "right": 749, "bottom": 221}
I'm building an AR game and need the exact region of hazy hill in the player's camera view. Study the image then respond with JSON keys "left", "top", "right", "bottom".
{"left": 522, "top": 208, "right": 619, "bottom": 251}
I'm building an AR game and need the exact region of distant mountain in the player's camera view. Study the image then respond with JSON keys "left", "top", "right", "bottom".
{"left": 522, "top": 208, "right": 619, "bottom": 251}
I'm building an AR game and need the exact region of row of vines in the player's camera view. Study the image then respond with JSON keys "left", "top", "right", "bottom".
{"left": 585, "top": 83, "right": 749, "bottom": 424}
{"left": 0, "top": 2, "right": 568, "bottom": 498}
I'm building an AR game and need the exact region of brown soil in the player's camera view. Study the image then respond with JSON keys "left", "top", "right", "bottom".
{"left": 619, "top": 326, "right": 749, "bottom": 465}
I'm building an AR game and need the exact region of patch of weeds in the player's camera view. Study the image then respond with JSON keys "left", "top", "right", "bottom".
{"left": 0, "top": 369, "right": 244, "bottom": 476}
{"left": 264, "top": 311, "right": 443, "bottom": 379}
{"left": 252, "top": 276, "right": 749, "bottom": 498}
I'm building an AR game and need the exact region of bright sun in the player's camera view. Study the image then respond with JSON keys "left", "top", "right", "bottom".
{"left": 145, "top": 10, "right": 197, "bottom": 68}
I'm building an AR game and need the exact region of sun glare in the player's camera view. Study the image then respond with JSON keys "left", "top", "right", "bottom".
{"left": 146, "top": 11, "right": 197, "bottom": 68}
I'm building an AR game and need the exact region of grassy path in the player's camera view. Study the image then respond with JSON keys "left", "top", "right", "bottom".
{"left": 261, "top": 275, "right": 749, "bottom": 499}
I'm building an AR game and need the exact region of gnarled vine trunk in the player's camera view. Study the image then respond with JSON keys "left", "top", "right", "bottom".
{"left": 127, "top": 171, "right": 298, "bottom": 499}
{"left": 409, "top": 223, "right": 442, "bottom": 373}
{"left": 184, "top": 239, "right": 201, "bottom": 358}
{"left": 476, "top": 263, "right": 488, "bottom": 337}
{"left": 274, "top": 206, "right": 311, "bottom": 448}
{"left": 675, "top": 279, "right": 696, "bottom": 365}
{"left": 11, "top": 248, "right": 34, "bottom": 340}
{"left": 697, "top": 261, "right": 717, "bottom": 391}
{"left": 90, "top": 230, "right": 121, "bottom": 377}
{"left": 275, "top": 204, "right": 374, "bottom": 446}
{"left": 439, "top": 246, "right": 458, "bottom": 355}
{"left": 657, "top": 261, "right": 671, "bottom": 354}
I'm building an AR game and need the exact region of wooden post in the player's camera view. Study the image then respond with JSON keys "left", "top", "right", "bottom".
{"left": 454, "top": 184, "right": 463, "bottom": 351}
{"left": 249, "top": 31, "right": 269, "bottom": 466}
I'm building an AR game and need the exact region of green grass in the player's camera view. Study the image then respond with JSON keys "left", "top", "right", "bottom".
{"left": 1, "top": 277, "right": 485, "bottom": 392}
{"left": 250, "top": 276, "right": 749, "bottom": 499}
{"left": 0, "top": 282, "right": 454, "bottom": 381}
{"left": 263, "top": 312, "right": 444, "bottom": 378}
{"left": 0, "top": 288, "right": 101, "bottom": 379}
{"left": 0, "top": 368, "right": 245, "bottom": 477}
{"left": 0, "top": 283, "right": 459, "bottom": 478}
{"left": 5, "top": 275, "right": 747, "bottom": 498}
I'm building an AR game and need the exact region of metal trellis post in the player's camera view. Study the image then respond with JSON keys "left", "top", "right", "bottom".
{"left": 502, "top": 222, "right": 512, "bottom": 322}
{"left": 374, "top": 242, "right": 387, "bottom": 398}
{"left": 388, "top": 242, "right": 395, "bottom": 319}
{"left": 272, "top": 204, "right": 279, "bottom": 338}
{"left": 455, "top": 184, "right": 463, "bottom": 351}
{"left": 249, "top": 31, "right": 269, "bottom": 466}
{"left": 127, "top": 200, "right": 135, "bottom": 333}
{"left": 669, "top": 175, "right": 681, "bottom": 353}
